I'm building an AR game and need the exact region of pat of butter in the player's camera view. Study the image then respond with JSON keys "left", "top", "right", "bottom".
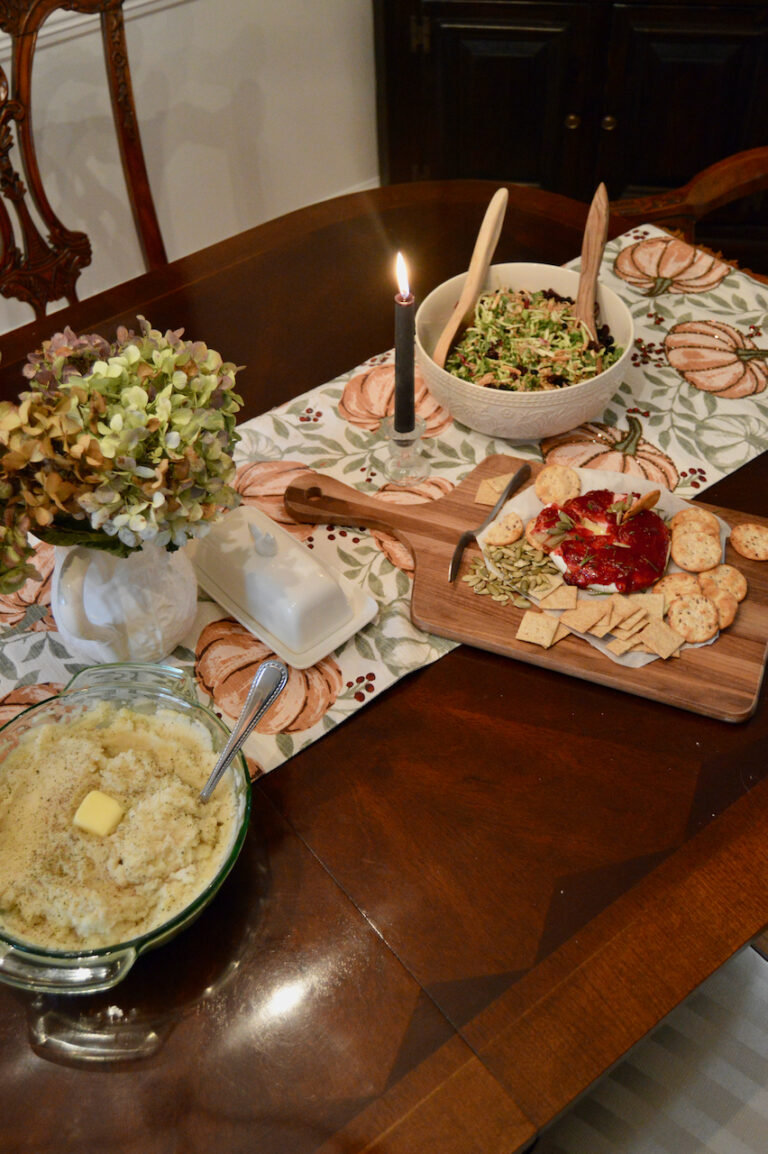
{"left": 73, "top": 790, "right": 124, "bottom": 836}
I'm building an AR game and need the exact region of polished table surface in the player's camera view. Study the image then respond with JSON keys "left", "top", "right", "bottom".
{"left": 1, "top": 181, "right": 767, "bottom": 1154}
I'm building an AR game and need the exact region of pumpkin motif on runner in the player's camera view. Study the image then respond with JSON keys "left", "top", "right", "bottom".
{"left": 0, "top": 683, "right": 63, "bottom": 726}
{"left": 540, "top": 417, "right": 680, "bottom": 490}
{"left": 234, "top": 461, "right": 317, "bottom": 541}
{"left": 339, "top": 362, "right": 452, "bottom": 436}
{"left": 369, "top": 477, "right": 454, "bottom": 574}
{"left": 0, "top": 541, "right": 55, "bottom": 631}
{"left": 613, "top": 236, "right": 730, "bottom": 296}
{"left": 664, "top": 319, "right": 768, "bottom": 398}
{"left": 196, "top": 619, "right": 343, "bottom": 750}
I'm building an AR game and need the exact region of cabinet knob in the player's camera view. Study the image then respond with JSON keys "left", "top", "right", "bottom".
{"left": 564, "top": 113, "right": 581, "bottom": 130}
{"left": 601, "top": 114, "right": 618, "bottom": 132}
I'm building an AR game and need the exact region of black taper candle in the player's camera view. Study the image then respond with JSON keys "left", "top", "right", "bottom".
{"left": 394, "top": 252, "right": 415, "bottom": 434}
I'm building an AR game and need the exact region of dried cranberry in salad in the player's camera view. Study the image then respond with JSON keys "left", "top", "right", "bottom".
{"left": 445, "top": 288, "right": 622, "bottom": 392}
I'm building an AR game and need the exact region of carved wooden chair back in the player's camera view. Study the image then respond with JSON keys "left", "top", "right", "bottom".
{"left": 611, "top": 147, "right": 768, "bottom": 246}
{"left": 0, "top": 0, "right": 167, "bottom": 320}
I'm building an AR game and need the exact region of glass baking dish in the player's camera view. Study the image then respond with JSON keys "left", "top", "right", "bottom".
{"left": 0, "top": 663, "right": 251, "bottom": 995}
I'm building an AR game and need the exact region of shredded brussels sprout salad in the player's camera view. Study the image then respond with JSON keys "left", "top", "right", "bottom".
{"left": 445, "top": 287, "right": 623, "bottom": 392}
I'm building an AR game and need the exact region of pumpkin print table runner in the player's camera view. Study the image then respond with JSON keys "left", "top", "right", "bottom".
{"left": 0, "top": 225, "right": 766, "bottom": 775}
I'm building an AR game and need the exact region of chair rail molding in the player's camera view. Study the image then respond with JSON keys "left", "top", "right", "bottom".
{"left": 0, "top": 0, "right": 192, "bottom": 63}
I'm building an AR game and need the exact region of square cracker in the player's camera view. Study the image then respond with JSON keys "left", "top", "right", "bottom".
{"left": 608, "top": 594, "right": 641, "bottom": 624}
{"left": 551, "top": 621, "right": 572, "bottom": 644}
{"left": 539, "top": 585, "right": 578, "bottom": 611}
{"left": 588, "top": 609, "right": 616, "bottom": 639}
{"left": 637, "top": 619, "right": 684, "bottom": 660}
{"left": 535, "top": 573, "right": 565, "bottom": 598}
{"left": 596, "top": 601, "right": 619, "bottom": 633}
{"left": 559, "top": 600, "right": 608, "bottom": 634}
{"left": 516, "top": 610, "right": 560, "bottom": 648}
{"left": 611, "top": 614, "right": 650, "bottom": 641}
{"left": 627, "top": 592, "right": 665, "bottom": 620}
{"left": 611, "top": 606, "right": 647, "bottom": 633}
{"left": 606, "top": 635, "right": 640, "bottom": 656}
{"left": 476, "top": 473, "right": 514, "bottom": 506}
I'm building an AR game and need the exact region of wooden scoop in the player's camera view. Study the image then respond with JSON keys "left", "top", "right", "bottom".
{"left": 431, "top": 187, "right": 509, "bottom": 368}
{"left": 573, "top": 182, "right": 609, "bottom": 343}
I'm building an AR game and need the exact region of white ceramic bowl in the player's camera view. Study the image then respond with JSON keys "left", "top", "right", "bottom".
{"left": 415, "top": 262, "right": 634, "bottom": 441}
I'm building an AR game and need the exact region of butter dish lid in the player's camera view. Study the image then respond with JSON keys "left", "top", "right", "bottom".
{"left": 187, "top": 506, "right": 377, "bottom": 669}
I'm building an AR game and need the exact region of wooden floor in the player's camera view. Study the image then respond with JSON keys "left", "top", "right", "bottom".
{"left": 537, "top": 942, "right": 768, "bottom": 1153}
{"left": 750, "top": 930, "right": 768, "bottom": 961}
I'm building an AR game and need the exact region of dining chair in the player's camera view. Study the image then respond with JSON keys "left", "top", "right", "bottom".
{"left": 611, "top": 146, "right": 768, "bottom": 246}
{"left": 0, "top": 0, "right": 167, "bottom": 320}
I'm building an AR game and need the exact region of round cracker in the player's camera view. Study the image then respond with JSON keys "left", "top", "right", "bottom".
{"left": 705, "top": 586, "right": 739, "bottom": 630}
{"left": 534, "top": 464, "right": 581, "bottom": 507}
{"left": 699, "top": 563, "right": 748, "bottom": 603}
{"left": 730, "top": 522, "right": 768, "bottom": 561}
{"left": 670, "top": 528, "right": 722, "bottom": 572}
{"left": 667, "top": 593, "right": 719, "bottom": 643}
{"left": 669, "top": 507, "right": 721, "bottom": 537}
{"left": 525, "top": 518, "right": 550, "bottom": 552}
{"left": 652, "top": 571, "right": 702, "bottom": 611}
{"left": 485, "top": 510, "right": 524, "bottom": 546}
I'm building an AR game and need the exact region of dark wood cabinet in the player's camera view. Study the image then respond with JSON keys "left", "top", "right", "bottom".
{"left": 375, "top": 1, "right": 602, "bottom": 195}
{"left": 374, "top": 0, "right": 768, "bottom": 264}
{"left": 598, "top": 4, "right": 768, "bottom": 198}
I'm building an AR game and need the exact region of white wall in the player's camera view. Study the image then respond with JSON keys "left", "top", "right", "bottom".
{"left": 0, "top": 0, "right": 380, "bottom": 333}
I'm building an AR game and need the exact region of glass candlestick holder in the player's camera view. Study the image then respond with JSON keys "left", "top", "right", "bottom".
{"left": 380, "top": 416, "right": 428, "bottom": 485}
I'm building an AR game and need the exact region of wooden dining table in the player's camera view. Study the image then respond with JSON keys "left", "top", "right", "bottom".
{"left": 1, "top": 180, "right": 767, "bottom": 1154}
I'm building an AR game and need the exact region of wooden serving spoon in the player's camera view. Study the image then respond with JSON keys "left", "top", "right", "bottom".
{"left": 431, "top": 186, "right": 509, "bottom": 368}
{"left": 573, "top": 182, "right": 609, "bottom": 343}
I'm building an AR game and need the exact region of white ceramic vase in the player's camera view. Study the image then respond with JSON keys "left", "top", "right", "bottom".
{"left": 51, "top": 543, "right": 199, "bottom": 664}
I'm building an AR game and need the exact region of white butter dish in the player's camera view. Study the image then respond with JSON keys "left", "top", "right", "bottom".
{"left": 187, "top": 506, "right": 377, "bottom": 668}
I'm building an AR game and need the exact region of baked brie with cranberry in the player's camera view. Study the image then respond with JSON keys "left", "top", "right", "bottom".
{"left": 528, "top": 489, "right": 671, "bottom": 594}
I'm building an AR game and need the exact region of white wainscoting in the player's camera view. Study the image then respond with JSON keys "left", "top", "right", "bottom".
{"left": 0, "top": 0, "right": 379, "bottom": 334}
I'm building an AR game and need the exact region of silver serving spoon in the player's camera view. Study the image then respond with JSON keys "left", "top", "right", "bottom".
{"left": 431, "top": 187, "right": 509, "bottom": 368}
{"left": 199, "top": 659, "right": 289, "bottom": 802}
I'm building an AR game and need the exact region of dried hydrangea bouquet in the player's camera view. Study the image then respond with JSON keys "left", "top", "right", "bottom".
{"left": 0, "top": 317, "right": 242, "bottom": 662}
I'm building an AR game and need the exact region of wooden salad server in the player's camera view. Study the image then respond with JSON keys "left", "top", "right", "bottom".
{"left": 573, "top": 182, "right": 610, "bottom": 342}
{"left": 431, "top": 186, "right": 509, "bottom": 368}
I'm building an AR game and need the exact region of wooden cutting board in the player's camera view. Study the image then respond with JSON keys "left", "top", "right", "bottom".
{"left": 284, "top": 454, "right": 768, "bottom": 722}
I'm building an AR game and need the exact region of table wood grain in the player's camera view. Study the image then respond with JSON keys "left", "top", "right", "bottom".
{"left": 0, "top": 181, "right": 766, "bottom": 1154}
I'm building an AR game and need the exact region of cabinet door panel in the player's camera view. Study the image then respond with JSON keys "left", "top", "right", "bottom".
{"left": 599, "top": 5, "right": 768, "bottom": 198}
{"left": 420, "top": 3, "right": 598, "bottom": 196}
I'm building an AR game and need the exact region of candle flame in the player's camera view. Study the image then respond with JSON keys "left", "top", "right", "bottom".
{"left": 395, "top": 252, "right": 410, "bottom": 298}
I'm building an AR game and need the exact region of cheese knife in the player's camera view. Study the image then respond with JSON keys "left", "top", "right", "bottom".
{"left": 448, "top": 463, "right": 532, "bottom": 582}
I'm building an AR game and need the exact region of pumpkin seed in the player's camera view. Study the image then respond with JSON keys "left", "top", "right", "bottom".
{"left": 462, "top": 543, "right": 557, "bottom": 610}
